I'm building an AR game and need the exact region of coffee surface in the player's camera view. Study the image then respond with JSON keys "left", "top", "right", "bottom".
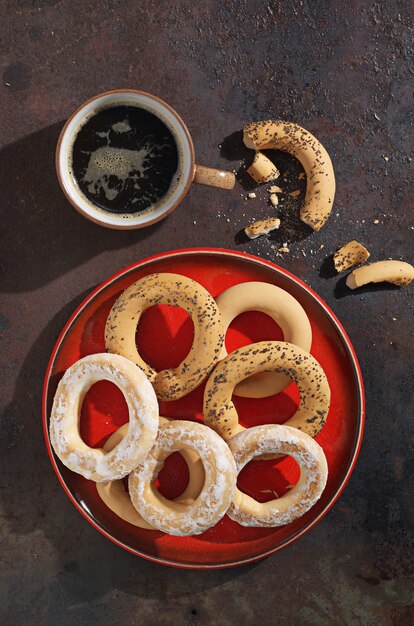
{"left": 71, "top": 105, "right": 179, "bottom": 214}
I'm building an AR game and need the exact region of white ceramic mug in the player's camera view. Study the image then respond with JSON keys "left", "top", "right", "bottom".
{"left": 56, "top": 89, "right": 235, "bottom": 229}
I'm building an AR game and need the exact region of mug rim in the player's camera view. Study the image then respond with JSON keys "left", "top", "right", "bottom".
{"left": 55, "top": 89, "right": 196, "bottom": 230}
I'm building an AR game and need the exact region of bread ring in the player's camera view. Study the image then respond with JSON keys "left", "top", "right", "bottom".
{"left": 128, "top": 420, "right": 237, "bottom": 536}
{"left": 243, "top": 120, "right": 335, "bottom": 231}
{"left": 227, "top": 424, "right": 328, "bottom": 527}
{"left": 105, "top": 273, "right": 224, "bottom": 401}
{"left": 203, "top": 341, "right": 330, "bottom": 441}
{"left": 216, "top": 282, "right": 312, "bottom": 398}
{"left": 49, "top": 353, "right": 159, "bottom": 482}
{"left": 96, "top": 419, "right": 205, "bottom": 529}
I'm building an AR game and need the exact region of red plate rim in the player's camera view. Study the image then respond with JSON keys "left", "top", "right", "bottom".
{"left": 42, "top": 247, "right": 365, "bottom": 569}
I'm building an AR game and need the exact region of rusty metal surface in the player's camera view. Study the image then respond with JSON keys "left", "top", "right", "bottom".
{"left": 1, "top": 1, "right": 413, "bottom": 624}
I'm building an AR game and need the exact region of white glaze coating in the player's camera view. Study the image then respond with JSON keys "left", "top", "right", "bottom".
{"left": 128, "top": 420, "right": 237, "bottom": 536}
{"left": 228, "top": 424, "right": 328, "bottom": 527}
{"left": 49, "top": 353, "right": 159, "bottom": 482}
{"left": 96, "top": 419, "right": 205, "bottom": 529}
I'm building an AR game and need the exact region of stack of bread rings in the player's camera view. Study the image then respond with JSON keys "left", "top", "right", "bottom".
{"left": 50, "top": 272, "right": 330, "bottom": 536}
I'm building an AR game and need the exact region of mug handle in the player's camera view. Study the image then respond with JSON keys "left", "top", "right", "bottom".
{"left": 194, "top": 165, "right": 236, "bottom": 190}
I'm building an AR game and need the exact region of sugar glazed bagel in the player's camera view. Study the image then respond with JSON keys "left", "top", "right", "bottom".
{"left": 49, "top": 353, "right": 159, "bottom": 482}
{"left": 228, "top": 424, "right": 328, "bottom": 527}
{"left": 243, "top": 120, "right": 336, "bottom": 231}
{"left": 216, "top": 282, "right": 312, "bottom": 398}
{"left": 204, "top": 341, "right": 330, "bottom": 441}
{"left": 96, "top": 420, "right": 205, "bottom": 529}
{"left": 128, "top": 420, "right": 237, "bottom": 536}
{"left": 105, "top": 273, "right": 224, "bottom": 401}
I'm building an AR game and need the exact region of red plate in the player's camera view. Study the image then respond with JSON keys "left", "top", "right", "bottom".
{"left": 42, "top": 248, "right": 364, "bottom": 569}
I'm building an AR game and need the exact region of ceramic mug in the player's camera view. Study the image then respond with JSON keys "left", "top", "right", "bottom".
{"left": 55, "top": 89, "right": 235, "bottom": 229}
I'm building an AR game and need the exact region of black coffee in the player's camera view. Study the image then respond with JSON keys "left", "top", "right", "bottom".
{"left": 71, "top": 105, "right": 179, "bottom": 214}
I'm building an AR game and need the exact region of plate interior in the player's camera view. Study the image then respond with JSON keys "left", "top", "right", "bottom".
{"left": 44, "top": 250, "right": 363, "bottom": 568}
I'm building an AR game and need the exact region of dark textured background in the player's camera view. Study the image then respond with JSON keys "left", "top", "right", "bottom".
{"left": 1, "top": 1, "right": 413, "bottom": 624}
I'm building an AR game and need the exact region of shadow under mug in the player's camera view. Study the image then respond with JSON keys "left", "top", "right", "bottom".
{"left": 55, "top": 89, "right": 236, "bottom": 229}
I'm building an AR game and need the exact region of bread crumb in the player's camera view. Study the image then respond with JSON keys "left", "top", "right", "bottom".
{"left": 290, "top": 189, "right": 301, "bottom": 197}
{"left": 382, "top": 155, "right": 389, "bottom": 162}
{"left": 373, "top": 219, "right": 379, "bottom": 224}
{"left": 268, "top": 185, "right": 283, "bottom": 193}
{"left": 269, "top": 194, "right": 279, "bottom": 206}
{"left": 247, "top": 192, "right": 257, "bottom": 199}
{"left": 298, "top": 172, "right": 305, "bottom": 180}
{"left": 278, "top": 245, "right": 290, "bottom": 253}
{"left": 392, "top": 317, "right": 397, "bottom": 321}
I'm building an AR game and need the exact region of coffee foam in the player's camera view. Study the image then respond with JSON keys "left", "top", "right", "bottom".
{"left": 66, "top": 100, "right": 184, "bottom": 220}
{"left": 111, "top": 120, "right": 132, "bottom": 133}
{"left": 83, "top": 146, "right": 149, "bottom": 202}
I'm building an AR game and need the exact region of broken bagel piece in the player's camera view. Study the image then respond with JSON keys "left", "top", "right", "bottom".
{"left": 346, "top": 260, "right": 414, "bottom": 289}
{"left": 243, "top": 120, "right": 335, "bottom": 231}
{"left": 247, "top": 152, "right": 280, "bottom": 184}
{"left": 334, "top": 240, "right": 370, "bottom": 273}
{"left": 245, "top": 217, "right": 281, "bottom": 239}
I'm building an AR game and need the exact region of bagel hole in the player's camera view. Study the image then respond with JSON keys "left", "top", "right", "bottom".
{"left": 234, "top": 383, "right": 300, "bottom": 429}
{"left": 225, "top": 311, "right": 284, "bottom": 353}
{"left": 80, "top": 380, "right": 129, "bottom": 448}
{"left": 237, "top": 455, "right": 301, "bottom": 502}
{"left": 152, "top": 451, "right": 190, "bottom": 500}
{"left": 136, "top": 304, "right": 195, "bottom": 370}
